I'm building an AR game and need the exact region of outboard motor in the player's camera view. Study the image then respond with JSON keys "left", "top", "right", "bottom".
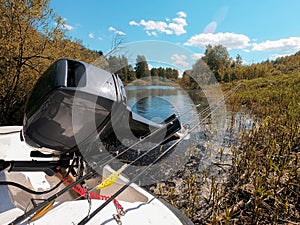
{"left": 23, "top": 59, "right": 127, "bottom": 154}
{"left": 22, "top": 59, "right": 181, "bottom": 158}
{"left": 1, "top": 58, "right": 181, "bottom": 175}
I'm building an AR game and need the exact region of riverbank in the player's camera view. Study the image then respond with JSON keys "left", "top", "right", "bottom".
{"left": 146, "top": 72, "right": 300, "bottom": 224}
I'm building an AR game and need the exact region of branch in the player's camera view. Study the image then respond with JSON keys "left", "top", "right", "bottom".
{"left": 105, "top": 33, "right": 125, "bottom": 58}
{"left": 23, "top": 61, "right": 43, "bottom": 73}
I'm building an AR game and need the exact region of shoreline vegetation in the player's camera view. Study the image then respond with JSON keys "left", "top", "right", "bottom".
{"left": 148, "top": 73, "right": 300, "bottom": 224}
{"left": 1, "top": 1, "right": 299, "bottom": 224}
{"left": 220, "top": 73, "right": 299, "bottom": 224}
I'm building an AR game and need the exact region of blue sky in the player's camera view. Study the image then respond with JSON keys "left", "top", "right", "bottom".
{"left": 50, "top": 0, "right": 300, "bottom": 67}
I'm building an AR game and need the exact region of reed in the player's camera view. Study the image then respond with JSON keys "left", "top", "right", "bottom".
{"left": 149, "top": 72, "right": 300, "bottom": 224}
{"left": 219, "top": 72, "right": 300, "bottom": 224}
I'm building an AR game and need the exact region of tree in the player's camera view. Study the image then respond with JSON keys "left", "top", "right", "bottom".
{"left": 126, "top": 64, "right": 136, "bottom": 82}
{"left": 191, "top": 58, "right": 213, "bottom": 85}
{"left": 108, "top": 55, "right": 120, "bottom": 73}
{"left": 0, "top": 0, "right": 102, "bottom": 125}
{"left": 180, "top": 71, "right": 191, "bottom": 89}
{"left": 172, "top": 69, "right": 179, "bottom": 80}
{"left": 135, "top": 55, "right": 150, "bottom": 79}
{"left": 0, "top": 0, "right": 65, "bottom": 124}
{"left": 223, "top": 70, "right": 231, "bottom": 82}
{"left": 235, "top": 54, "right": 243, "bottom": 66}
{"left": 202, "top": 44, "right": 231, "bottom": 82}
{"left": 107, "top": 55, "right": 132, "bottom": 84}
{"left": 150, "top": 68, "right": 159, "bottom": 77}
{"left": 92, "top": 51, "right": 109, "bottom": 70}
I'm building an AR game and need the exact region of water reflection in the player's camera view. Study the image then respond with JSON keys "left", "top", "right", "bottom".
{"left": 125, "top": 86, "right": 206, "bottom": 127}
{"left": 123, "top": 85, "right": 254, "bottom": 185}
{"left": 133, "top": 97, "right": 177, "bottom": 123}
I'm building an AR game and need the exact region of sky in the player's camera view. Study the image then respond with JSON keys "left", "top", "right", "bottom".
{"left": 50, "top": 0, "right": 300, "bottom": 68}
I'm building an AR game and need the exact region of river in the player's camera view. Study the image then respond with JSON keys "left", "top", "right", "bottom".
{"left": 124, "top": 85, "right": 254, "bottom": 186}
{"left": 125, "top": 85, "right": 206, "bottom": 128}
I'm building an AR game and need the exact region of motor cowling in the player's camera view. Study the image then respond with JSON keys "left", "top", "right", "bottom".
{"left": 23, "top": 59, "right": 126, "bottom": 154}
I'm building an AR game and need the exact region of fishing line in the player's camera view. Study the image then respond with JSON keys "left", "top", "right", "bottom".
{"left": 7, "top": 116, "right": 178, "bottom": 224}
{"left": 85, "top": 83, "right": 241, "bottom": 166}
{"left": 7, "top": 118, "right": 177, "bottom": 224}
{"left": 182, "top": 84, "right": 242, "bottom": 128}
{"left": 48, "top": 115, "right": 185, "bottom": 202}
{"left": 77, "top": 85, "right": 242, "bottom": 224}
{"left": 9, "top": 84, "right": 242, "bottom": 225}
{"left": 77, "top": 99, "right": 221, "bottom": 224}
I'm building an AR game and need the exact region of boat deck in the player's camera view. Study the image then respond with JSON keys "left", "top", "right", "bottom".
{"left": 0, "top": 126, "right": 192, "bottom": 225}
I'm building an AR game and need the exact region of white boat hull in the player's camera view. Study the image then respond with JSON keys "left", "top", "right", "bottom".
{"left": 0, "top": 126, "right": 192, "bottom": 225}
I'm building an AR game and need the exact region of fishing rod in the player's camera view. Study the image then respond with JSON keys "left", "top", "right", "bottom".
{"left": 77, "top": 84, "right": 241, "bottom": 225}
{"left": 82, "top": 83, "right": 241, "bottom": 168}
{"left": 8, "top": 84, "right": 241, "bottom": 225}
{"left": 196, "top": 83, "right": 242, "bottom": 117}
{"left": 7, "top": 115, "right": 180, "bottom": 225}
{"left": 55, "top": 87, "right": 237, "bottom": 217}
{"left": 7, "top": 169, "right": 95, "bottom": 225}
{"left": 78, "top": 135, "right": 188, "bottom": 224}
{"left": 7, "top": 135, "right": 170, "bottom": 224}
{"left": 93, "top": 82, "right": 241, "bottom": 166}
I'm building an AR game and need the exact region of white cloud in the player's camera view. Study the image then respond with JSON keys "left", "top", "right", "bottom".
{"left": 62, "top": 24, "right": 75, "bottom": 30}
{"left": 252, "top": 37, "right": 300, "bottom": 52}
{"left": 169, "top": 17, "right": 187, "bottom": 35}
{"left": 177, "top": 11, "right": 187, "bottom": 18}
{"left": 148, "top": 63, "right": 154, "bottom": 70}
{"left": 146, "top": 31, "right": 157, "bottom": 36}
{"left": 117, "top": 31, "right": 126, "bottom": 36}
{"left": 184, "top": 32, "right": 250, "bottom": 50}
{"left": 139, "top": 20, "right": 171, "bottom": 34}
{"left": 88, "top": 33, "right": 94, "bottom": 39}
{"left": 151, "top": 31, "right": 157, "bottom": 36}
{"left": 171, "top": 54, "right": 189, "bottom": 67}
{"left": 129, "top": 21, "right": 138, "bottom": 26}
{"left": 108, "top": 26, "right": 126, "bottom": 36}
{"left": 191, "top": 53, "right": 204, "bottom": 60}
{"left": 129, "top": 11, "right": 187, "bottom": 36}
{"left": 54, "top": 22, "right": 74, "bottom": 31}
{"left": 56, "top": 18, "right": 75, "bottom": 31}
{"left": 269, "top": 53, "right": 294, "bottom": 60}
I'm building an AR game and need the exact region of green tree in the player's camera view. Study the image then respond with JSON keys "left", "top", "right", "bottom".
{"left": 126, "top": 64, "right": 136, "bottom": 82}
{"left": 135, "top": 55, "right": 150, "bottom": 79}
{"left": 235, "top": 54, "right": 243, "bottom": 66}
{"left": 202, "top": 44, "right": 231, "bottom": 82}
{"left": 180, "top": 71, "right": 191, "bottom": 89}
{"left": 150, "top": 68, "right": 159, "bottom": 77}
{"left": 172, "top": 69, "right": 179, "bottom": 80}
{"left": 107, "top": 55, "right": 132, "bottom": 84}
{"left": 108, "top": 55, "right": 120, "bottom": 73}
{"left": 191, "top": 58, "right": 212, "bottom": 85}
{"left": 157, "top": 67, "right": 165, "bottom": 79}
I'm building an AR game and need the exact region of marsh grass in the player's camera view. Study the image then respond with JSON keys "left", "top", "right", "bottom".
{"left": 219, "top": 72, "right": 300, "bottom": 224}
{"left": 149, "top": 72, "right": 300, "bottom": 224}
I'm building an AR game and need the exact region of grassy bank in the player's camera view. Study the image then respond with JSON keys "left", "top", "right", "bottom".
{"left": 150, "top": 72, "right": 300, "bottom": 224}
{"left": 219, "top": 72, "right": 300, "bottom": 224}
